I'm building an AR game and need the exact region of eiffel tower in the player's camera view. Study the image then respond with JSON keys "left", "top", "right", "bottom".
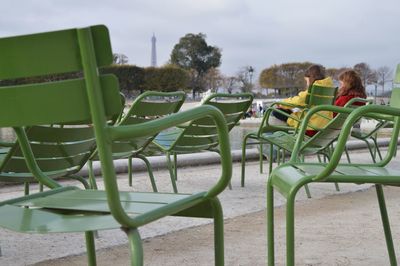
{"left": 151, "top": 33, "right": 157, "bottom": 67}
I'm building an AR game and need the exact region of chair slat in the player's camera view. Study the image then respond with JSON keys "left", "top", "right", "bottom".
{"left": 3, "top": 153, "right": 89, "bottom": 172}
{"left": 0, "top": 25, "right": 111, "bottom": 80}
{"left": 0, "top": 75, "right": 121, "bottom": 127}
{"left": 26, "top": 126, "right": 94, "bottom": 142}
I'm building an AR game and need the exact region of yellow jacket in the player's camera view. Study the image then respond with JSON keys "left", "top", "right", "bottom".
{"left": 281, "top": 77, "right": 334, "bottom": 129}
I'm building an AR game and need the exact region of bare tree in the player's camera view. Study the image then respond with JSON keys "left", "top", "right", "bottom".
{"left": 204, "top": 67, "right": 223, "bottom": 92}
{"left": 354, "top": 62, "right": 377, "bottom": 87}
{"left": 236, "top": 66, "right": 255, "bottom": 93}
{"left": 221, "top": 76, "right": 238, "bottom": 94}
{"left": 376, "top": 66, "right": 392, "bottom": 95}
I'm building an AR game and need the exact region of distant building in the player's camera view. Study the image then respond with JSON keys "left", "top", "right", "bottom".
{"left": 151, "top": 33, "right": 157, "bottom": 67}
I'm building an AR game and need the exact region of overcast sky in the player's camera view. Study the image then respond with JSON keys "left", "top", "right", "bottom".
{"left": 2, "top": 0, "right": 400, "bottom": 79}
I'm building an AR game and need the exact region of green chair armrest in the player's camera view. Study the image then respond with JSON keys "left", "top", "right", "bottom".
{"left": 110, "top": 105, "right": 232, "bottom": 198}
{"left": 289, "top": 104, "right": 400, "bottom": 181}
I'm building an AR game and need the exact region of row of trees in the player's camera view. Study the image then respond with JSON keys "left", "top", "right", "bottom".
{"left": 259, "top": 62, "right": 393, "bottom": 96}
{"left": 2, "top": 32, "right": 392, "bottom": 99}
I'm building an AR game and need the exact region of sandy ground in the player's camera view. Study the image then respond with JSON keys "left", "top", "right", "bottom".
{"left": 0, "top": 147, "right": 398, "bottom": 265}
{"left": 35, "top": 186, "right": 400, "bottom": 266}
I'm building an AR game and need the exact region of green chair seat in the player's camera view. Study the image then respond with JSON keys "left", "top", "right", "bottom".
{"left": 0, "top": 187, "right": 209, "bottom": 233}
{"left": 270, "top": 163, "right": 400, "bottom": 197}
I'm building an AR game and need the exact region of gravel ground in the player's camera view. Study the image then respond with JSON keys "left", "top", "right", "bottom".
{"left": 0, "top": 148, "right": 398, "bottom": 265}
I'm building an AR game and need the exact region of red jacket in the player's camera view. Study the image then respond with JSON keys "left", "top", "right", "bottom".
{"left": 306, "top": 95, "right": 366, "bottom": 137}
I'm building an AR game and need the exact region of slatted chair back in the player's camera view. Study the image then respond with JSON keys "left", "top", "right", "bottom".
{"left": 302, "top": 111, "right": 350, "bottom": 153}
{"left": 306, "top": 85, "right": 338, "bottom": 106}
{"left": 111, "top": 91, "right": 185, "bottom": 157}
{"left": 0, "top": 25, "right": 122, "bottom": 190}
{"left": 167, "top": 93, "right": 253, "bottom": 152}
{"left": 390, "top": 64, "right": 400, "bottom": 108}
{"left": 0, "top": 125, "right": 96, "bottom": 183}
{"left": 257, "top": 85, "right": 337, "bottom": 136}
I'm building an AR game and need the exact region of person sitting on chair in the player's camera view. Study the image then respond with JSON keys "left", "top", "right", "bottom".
{"left": 306, "top": 69, "right": 367, "bottom": 136}
{"left": 271, "top": 64, "right": 334, "bottom": 128}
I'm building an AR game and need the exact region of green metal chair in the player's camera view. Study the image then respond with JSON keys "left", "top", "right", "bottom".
{"left": 0, "top": 25, "right": 232, "bottom": 266}
{"left": 88, "top": 91, "right": 186, "bottom": 192}
{"left": 350, "top": 116, "right": 392, "bottom": 163}
{"left": 241, "top": 84, "right": 337, "bottom": 186}
{"left": 153, "top": 93, "right": 253, "bottom": 192}
{"left": 0, "top": 125, "right": 97, "bottom": 195}
{"left": 266, "top": 69, "right": 400, "bottom": 264}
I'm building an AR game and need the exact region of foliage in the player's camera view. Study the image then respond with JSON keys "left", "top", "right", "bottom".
{"left": 203, "top": 67, "right": 224, "bottom": 92}
{"left": 353, "top": 62, "right": 377, "bottom": 87}
{"left": 101, "top": 64, "right": 144, "bottom": 96}
{"left": 259, "top": 62, "right": 314, "bottom": 90}
{"left": 113, "top": 53, "right": 129, "bottom": 65}
{"left": 143, "top": 66, "right": 190, "bottom": 92}
{"left": 170, "top": 33, "right": 221, "bottom": 98}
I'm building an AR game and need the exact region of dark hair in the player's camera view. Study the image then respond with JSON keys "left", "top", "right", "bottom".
{"left": 338, "top": 70, "right": 366, "bottom": 98}
{"left": 304, "top": 64, "right": 326, "bottom": 86}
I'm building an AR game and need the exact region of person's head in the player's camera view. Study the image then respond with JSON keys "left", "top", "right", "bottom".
{"left": 338, "top": 70, "right": 366, "bottom": 98}
{"left": 304, "top": 64, "right": 326, "bottom": 87}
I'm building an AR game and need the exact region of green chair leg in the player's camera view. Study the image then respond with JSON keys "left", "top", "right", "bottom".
{"left": 371, "top": 137, "right": 383, "bottom": 161}
{"left": 166, "top": 152, "right": 178, "bottom": 193}
{"left": 375, "top": 185, "right": 397, "bottom": 265}
{"left": 128, "top": 156, "right": 133, "bottom": 187}
{"left": 24, "top": 182, "right": 29, "bottom": 196}
{"left": 126, "top": 228, "right": 144, "bottom": 266}
{"left": 344, "top": 146, "right": 351, "bottom": 163}
{"left": 267, "top": 179, "right": 275, "bottom": 266}
{"left": 85, "top": 231, "right": 97, "bottom": 266}
{"left": 268, "top": 144, "right": 274, "bottom": 175}
{"left": 136, "top": 154, "right": 158, "bottom": 192}
{"left": 173, "top": 153, "right": 178, "bottom": 181}
{"left": 69, "top": 176, "right": 91, "bottom": 189}
{"left": 364, "top": 140, "right": 377, "bottom": 163}
{"left": 260, "top": 143, "right": 264, "bottom": 174}
{"left": 286, "top": 190, "right": 298, "bottom": 266}
{"left": 88, "top": 160, "right": 98, "bottom": 190}
{"left": 240, "top": 135, "right": 251, "bottom": 187}
{"left": 39, "top": 182, "right": 44, "bottom": 192}
{"left": 211, "top": 198, "right": 224, "bottom": 266}
{"left": 304, "top": 184, "right": 312, "bottom": 198}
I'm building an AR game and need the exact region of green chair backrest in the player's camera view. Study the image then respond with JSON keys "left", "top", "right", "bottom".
{"left": 0, "top": 26, "right": 121, "bottom": 127}
{"left": 306, "top": 85, "right": 338, "bottom": 107}
{"left": 0, "top": 125, "right": 95, "bottom": 181}
{"left": 171, "top": 93, "right": 253, "bottom": 152}
{"left": 0, "top": 25, "right": 122, "bottom": 190}
{"left": 302, "top": 111, "right": 349, "bottom": 152}
{"left": 390, "top": 64, "right": 400, "bottom": 108}
{"left": 258, "top": 84, "right": 337, "bottom": 136}
{"left": 108, "top": 91, "right": 186, "bottom": 157}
